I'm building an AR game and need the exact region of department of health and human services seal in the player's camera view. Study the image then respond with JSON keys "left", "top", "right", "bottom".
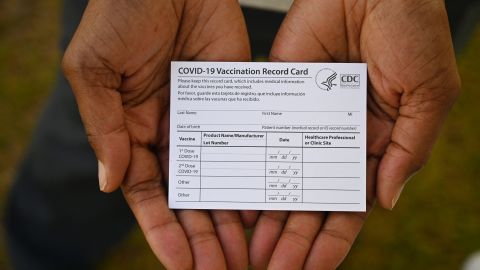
{"left": 315, "top": 68, "right": 337, "bottom": 91}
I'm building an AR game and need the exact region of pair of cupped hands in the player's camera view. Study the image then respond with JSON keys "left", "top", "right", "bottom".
{"left": 62, "top": 0, "right": 460, "bottom": 269}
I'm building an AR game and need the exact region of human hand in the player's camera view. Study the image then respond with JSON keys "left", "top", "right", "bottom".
{"left": 249, "top": 0, "right": 460, "bottom": 268}
{"left": 62, "top": 0, "right": 253, "bottom": 269}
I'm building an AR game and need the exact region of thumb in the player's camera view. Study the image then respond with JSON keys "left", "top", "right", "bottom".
{"left": 62, "top": 47, "right": 130, "bottom": 193}
{"left": 269, "top": 0, "right": 347, "bottom": 62}
{"left": 376, "top": 82, "right": 460, "bottom": 209}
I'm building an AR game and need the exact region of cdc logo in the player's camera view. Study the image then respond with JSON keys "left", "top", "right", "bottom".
{"left": 340, "top": 74, "right": 360, "bottom": 88}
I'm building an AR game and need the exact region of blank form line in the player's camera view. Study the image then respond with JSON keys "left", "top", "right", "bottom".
{"left": 268, "top": 169, "right": 301, "bottom": 171}
{"left": 268, "top": 182, "right": 302, "bottom": 185}
{"left": 176, "top": 188, "right": 359, "bottom": 191}
{"left": 202, "top": 168, "right": 265, "bottom": 170}
{"left": 201, "top": 153, "right": 265, "bottom": 155}
{"left": 175, "top": 175, "right": 360, "bottom": 178}
{"left": 302, "top": 202, "right": 361, "bottom": 205}
{"left": 177, "top": 124, "right": 361, "bottom": 126}
{"left": 176, "top": 160, "right": 360, "bottom": 164}
{"left": 268, "top": 195, "right": 301, "bottom": 197}
{"left": 178, "top": 109, "right": 360, "bottom": 113}
{"left": 176, "top": 201, "right": 361, "bottom": 205}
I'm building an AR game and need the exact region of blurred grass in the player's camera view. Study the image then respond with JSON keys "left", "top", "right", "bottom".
{"left": 342, "top": 25, "right": 480, "bottom": 269}
{"left": 0, "top": 1, "right": 479, "bottom": 269}
{"left": 0, "top": 0, "right": 61, "bottom": 268}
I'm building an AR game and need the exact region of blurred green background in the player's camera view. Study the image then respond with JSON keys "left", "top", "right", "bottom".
{"left": 0, "top": 0, "right": 479, "bottom": 269}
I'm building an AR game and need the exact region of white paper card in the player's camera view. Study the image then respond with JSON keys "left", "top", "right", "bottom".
{"left": 169, "top": 61, "right": 367, "bottom": 212}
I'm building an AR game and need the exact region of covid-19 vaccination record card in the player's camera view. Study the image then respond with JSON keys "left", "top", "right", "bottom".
{"left": 169, "top": 61, "right": 367, "bottom": 212}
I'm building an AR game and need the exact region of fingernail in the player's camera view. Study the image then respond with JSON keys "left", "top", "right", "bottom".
{"left": 391, "top": 184, "right": 405, "bottom": 210}
{"left": 98, "top": 160, "right": 107, "bottom": 191}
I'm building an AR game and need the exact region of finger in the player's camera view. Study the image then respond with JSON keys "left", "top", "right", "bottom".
{"left": 171, "top": 1, "right": 252, "bottom": 268}
{"left": 240, "top": 210, "right": 260, "bottom": 228}
{"left": 249, "top": 211, "right": 289, "bottom": 269}
{"left": 305, "top": 212, "right": 366, "bottom": 270}
{"left": 268, "top": 212, "right": 324, "bottom": 270}
{"left": 252, "top": 2, "right": 340, "bottom": 267}
{"left": 158, "top": 108, "right": 246, "bottom": 270}
{"left": 177, "top": 210, "right": 227, "bottom": 270}
{"left": 122, "top": 145, "right": 192, "bottom": 269}
{"left": 211, "top": 211, "right": 249, "bottom": 270}
{"left": 269, "top": 0, "right": 349, "bottom": 63}
{"left": 63, "top": 50, "right": 130, "bottom": 193}
{"left": 156, "top": 111, "right": 227, "bottom": 270}
{"left": 175, "top": 0, "right": 250, "bottom": 61}
{"left": 158, "top": 111, "right": 247, "bottom": 270}
{"left": 303, "top": 157, "right": 378, "bottom": 270}
{"left": 259, "top": 3, "right": 345, "bottom": 268}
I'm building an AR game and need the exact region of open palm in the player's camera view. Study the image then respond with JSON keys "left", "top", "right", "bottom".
{"left": 63, "top": 0, "right": 252, "bottom": 269}
{"left": 249, "top": 0, "right": 460, "bottom": 269}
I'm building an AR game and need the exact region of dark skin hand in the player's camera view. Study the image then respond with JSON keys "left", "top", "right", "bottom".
{"left": 63, "top": 0, "right": 460, "bottom": 269}
{"left": 249, "top": 0, "right": 460, "bottom": 269}
{"left": 62, "top": 0, "right": 257, "bottom": 269}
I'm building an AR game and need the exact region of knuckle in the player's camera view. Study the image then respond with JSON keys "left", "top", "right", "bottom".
{"left": 86, "top": 124, "right": 127, "bottom": 140}
{"left": 61, "top": 45, "right": 121, "bottom": 90}
{"left": 188, "top": 230, "right": 217, "bottom": 248}
{"left": 144, "top": 218, "right": 177, "bottom": 239}
{"left": 319, "top": 228, "right": 352, "bottom": 247}
{"left": 389, "top": 140, "right": 427, "bottom": 173}
{"left": 123, "top": 177, "right": 165, "bottom": 206}
{"left": 281, "top": 229, "right": 312, "bottom": 250}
